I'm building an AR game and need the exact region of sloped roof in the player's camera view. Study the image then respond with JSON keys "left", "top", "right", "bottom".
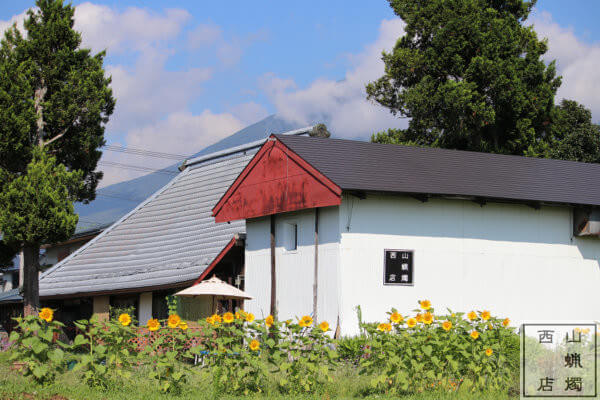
{"left": 276, "top": 135, "right": 600, "bottom": 208}
{"left": 38, "top": 145, "right": 259, "bottom": 297}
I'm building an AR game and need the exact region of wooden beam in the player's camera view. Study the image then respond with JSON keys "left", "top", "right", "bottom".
{"left": 270, "top": 214, "right": 277, "bottom": 317}
{"left": 313, "top": 208, "right": 319, "bottom": 321}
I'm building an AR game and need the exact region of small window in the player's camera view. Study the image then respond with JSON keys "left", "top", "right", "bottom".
{"left": 283, "top": 222, "right": 298, "bottom": 251}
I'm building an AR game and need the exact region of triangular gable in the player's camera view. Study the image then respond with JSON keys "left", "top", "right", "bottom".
{"left": 213, "top": 136, "right": 342, "bottom": 223}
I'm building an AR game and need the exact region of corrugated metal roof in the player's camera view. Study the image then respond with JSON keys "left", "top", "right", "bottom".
{"left": 38, "top": 148, "right": 259, "bottom": 297}
{"left": 276, "top": 135, "right": 600, "bottom": 207}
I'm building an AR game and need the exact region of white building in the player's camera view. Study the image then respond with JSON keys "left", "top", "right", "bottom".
{"left": 213, "top": 134, "right": 600, "bottom": 336}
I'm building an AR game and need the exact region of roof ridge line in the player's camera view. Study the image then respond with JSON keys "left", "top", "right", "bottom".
{"left": 184, "top": 125, "right": 314, "bottom": 168}
{"left": 39, "top": 167, "right": 193, "bottom": 282}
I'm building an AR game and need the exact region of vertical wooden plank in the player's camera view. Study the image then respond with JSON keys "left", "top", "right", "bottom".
{"left": 270, "top": 214, "right": 277, "bottom": 316}
{"left": 313, "top": 208, "right": 319, "bottom": 321}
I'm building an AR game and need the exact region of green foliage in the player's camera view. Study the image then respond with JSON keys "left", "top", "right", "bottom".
{"left": 547, "top": 99, "right": 600, "bottom": 163}
{"left": 9, "top": 313, "right": 68, "bottom": 384}
{"left": 71, "top": 316, "right": 137, "bottom": 389}
{"left": 368, "top": 0, "right": 561, "bottom": 157}
{"left": 166, "top": 295, "right": 180, "bottom": 316}
{"left": 0, "top": 148, "right": 82, "bottom": 245}
{"left": 359, "top": 303, "right": 516, "bottom": 395}
{"left": 143, "top": 317, "right": 193, "bottom": 394}
{"left": 0, "top": 0, "right": 115, "bottom": 200}
{"left": 336, "top": 335, "right": 368, "bottom": 365}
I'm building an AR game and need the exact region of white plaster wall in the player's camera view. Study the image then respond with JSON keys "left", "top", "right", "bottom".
{"left": 138, "top": 292, "right": 153, "bottom": 325}
{"left": 245, "top": 207, "right": 340, "bottom": 325}
{"left": 338, "top": 194, "right": 600, "bottom": 336}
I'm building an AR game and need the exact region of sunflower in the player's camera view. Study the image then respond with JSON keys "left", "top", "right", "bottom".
{"left": 212, "top": 314, "right": 222, "bottom": 324}
{"left": 118, "top": 313, "right": 131, "bottom": 326}
{"left": 415, "top": 313, "right": 423, "bottom": 323}
{"left": 467, "top": 311, "right": 478, "bottom": 321}
{"left": 470, "top": 330, "right": 480, "bottom": 340}
{"left": 249, "top": 339, "right": 260, "bottom": 351}
{"left": 480, "top": 310, "right": 491, "bottom": 321}
{"left": 38, "top": 308, "right": 54, "bottom": 323}
{"left": 168, "top": 314, "right": 181, "bottom": 328}
{"left": 419, "top": 300, "right": 432, "bottom": 310}
{"left": 502, "top": 318, "right": 510, "bottom": 327}
{"left": 442, "top": 321, "right": 452, "bottom": 331}
{"left": 223, "top": 312, "right": 234, "bottom": 323}
{"left": 206, "top": 316, "right": 215, "bottom": 325}
{"left": 179, "top": 321, "right": 188, "bottom": 331}
{"left": 235, "top": 311, "right": 241, "bottom": 320}
{"left": 147, "top": 318, "right": 160, "bottom": 332}
{"left": 245, "top": 313, "right": 255, "bottom": 323}
{"left": 319, "top": 321, "right": 330, "bottom": 332}
{"left": 485, "top": 348, "right": 493, "bottom": 357}
{"left": 407, "top": 318, "right": 417, "bottom": 328}
{"left": 423, "top": 312, "right": 434, "bottom": 325}
{"left": 389, "top": 312, "right": 403, "bottom": 324}
{"left": 265, "top": 315, "right": 274, "bottom": 328}
{"left": 377, "top": 323, "right": 392, "bottom": 332}
{"left": 299, "top": 315, "right": 313, "bottom": 327}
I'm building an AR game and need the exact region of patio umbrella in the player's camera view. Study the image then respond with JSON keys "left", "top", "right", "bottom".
{"left": 174, "top": 276, "right": 252, "bottom": 313}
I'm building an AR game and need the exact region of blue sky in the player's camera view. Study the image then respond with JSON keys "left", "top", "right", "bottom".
{"left": 1, "top": 1, "right": 599, "bottom": 185}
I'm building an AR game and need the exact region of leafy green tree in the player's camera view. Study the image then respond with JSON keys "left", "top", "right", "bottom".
{"left": 0, "top": 0, "right": 115, "bottom": 315}
{"left": 547, "top": 100, "right": 600, "bottom": 163}
{"left": 368, "top": 0, "right": 561, "bottom": 156}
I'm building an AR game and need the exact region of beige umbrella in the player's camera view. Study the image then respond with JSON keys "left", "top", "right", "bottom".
{"left": 174, "top": 276, "right": 252, "bottom": 313}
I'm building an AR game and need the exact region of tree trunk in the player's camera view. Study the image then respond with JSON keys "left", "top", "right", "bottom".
{"left": 22, "top": 244, "right": 40, "bottom": 316}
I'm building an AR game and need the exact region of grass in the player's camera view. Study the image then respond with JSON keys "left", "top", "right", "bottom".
{"left": 0, "top": 352, "right": 518, "bottom": 400}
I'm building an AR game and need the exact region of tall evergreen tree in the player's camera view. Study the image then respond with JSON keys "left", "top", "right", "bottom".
{"left": 0, "top": 0, "right": 115, "bottom": 315}
{"left": 368, "top": 0, "right": 562, "bottom": 156}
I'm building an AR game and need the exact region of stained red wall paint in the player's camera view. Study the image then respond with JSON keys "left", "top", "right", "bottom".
{"left": 213, "top": 138, "right": 341, "bottom": 223}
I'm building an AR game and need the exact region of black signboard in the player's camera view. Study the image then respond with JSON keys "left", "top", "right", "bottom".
{"left": 384, "top": 249, "right": 413, "bottom": 285}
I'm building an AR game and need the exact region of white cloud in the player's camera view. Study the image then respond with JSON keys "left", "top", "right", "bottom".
{"left": 106, "top": 47, "right": 212, "bottom": 132}
{"left": 260, "top": 19, "right": 408, "bottom": 138}
{"left": 533, "top": 12, "right": 600, "bottom": 120}
{"left": 0, "top": 9, "right": 28, "bottom": 35}
{"left": 187, "top": 23, "right": 222, "bottom": 49}
{"left": 74, "top": 3, "right": 191, "bottom": 53}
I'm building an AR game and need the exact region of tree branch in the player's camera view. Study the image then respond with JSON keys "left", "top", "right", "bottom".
{"left": 40, "top": 126, "right": 69, "bottom": 147}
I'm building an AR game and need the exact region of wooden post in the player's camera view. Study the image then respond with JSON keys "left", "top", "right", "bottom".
{"left": 313, "top": 208, "right": 319, "bottom": 321}
{"left": 270, "top": 214, "right": 277, "bottom": 316}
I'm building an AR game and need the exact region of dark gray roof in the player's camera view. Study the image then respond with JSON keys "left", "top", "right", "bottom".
{"left": 276, "top": 135, "right": 600, "bottom": 207}
{"left": 0, "top": 289, "right": 22, "bottom": 304}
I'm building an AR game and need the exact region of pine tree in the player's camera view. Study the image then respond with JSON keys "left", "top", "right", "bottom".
{"left": 0, "top": 0, "right": 115, "bottom": 315}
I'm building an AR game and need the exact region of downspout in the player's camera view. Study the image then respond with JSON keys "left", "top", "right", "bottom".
{"left": 270, "top": 214, "right": 277, "bottom": 317}
{"left": 313, "top": 208, "right": 319, "bottom": 321}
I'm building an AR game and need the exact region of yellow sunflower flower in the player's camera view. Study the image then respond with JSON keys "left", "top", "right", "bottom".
{"left": 299, "top": 315, "right": 313, "bottom": 327}
{"left": 39, "top": 307, "right": 54, "bottom": 323}
{"left": 467, "top": 311, "right": 478, "bottom": 321}
{"left": 235, "top": 311, "right": 241, "bottom": 320}
{"left": 470, "top": 330, "right": 480, "bottom": 340}
{"left": 423, "top": 312, "right": 434, "bottom": 325}
{"left": 147, "top": 318, "right": 160, "bottom": 332}
{"left": 480, "top": 310, "right": 491, "bottom": 321}
{"left": 415, "top": 313, "right": 423, "bottom": 323}
{"left": 485, "top": 348, "right": 493, "bottom": 357}
{"left": 249, "top": 339, "right": 260, "bottom": 351}
{"left": 389, "top": 312, "right": 403, "bottom": 324}
{"left": 265, "top": 315, "right": 274, "bottom": 328}
{"left": 442, "top": 321, "right": 452, "bottom": 331}
{"left": 319, "top": 321, "right": 330, "bottom": 332}
{"left": 178, "top": 321, "right": 188, "bottom": 331}
{"left": 223, "top": 312, "right": 234, "bottom": 323}
{"left": 245, "top": 313, "right": 255, "bottom": 323}
{"left": 118, "top": 313, "right": 131, "bottom": 326}
{"left": 167, "top": 314, "right": 181, "bottom": 328}
{"left": 419, "top": 300, "right": 432, "bottom": 310}
{"left": 377, "top": 323, "right": 392, "bottom": 332}
{"left": 206, "top": 316, "right": 215, "bottom": 325}
{"left": 212, "top": 314, "right": 222, "bottom": 324}
{"left": 407, "top": 318, "right": 417, "bottom": 328}
{"left": 502, "top": 318, "right": 510, "bottom": 327}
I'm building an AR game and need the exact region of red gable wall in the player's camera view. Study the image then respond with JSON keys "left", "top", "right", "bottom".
{"left": 212, "top": 137, "right": 342, "bottom": 223}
